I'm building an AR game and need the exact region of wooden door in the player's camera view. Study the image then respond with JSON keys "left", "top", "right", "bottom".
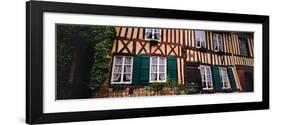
{"left": 237, "top": 69, "right": 246, "bottom": 91}
{"left": 185, "top": 64, "right": 201, "bottom": 85}
{"left": 244, "top": 71, "right": 253, "bottom": 92}
{"left": 237, "top": 67, "right": 254, "bottom": 92}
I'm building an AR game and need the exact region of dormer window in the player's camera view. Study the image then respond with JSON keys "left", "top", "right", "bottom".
{"left": 213, "top": 33, "right": 224, "bottom": 52}
{"left": 145, "top": 28, "right": 161, "bottom": 41}
{"left": 195, "top": 30, "right": 206, "bottom": 48}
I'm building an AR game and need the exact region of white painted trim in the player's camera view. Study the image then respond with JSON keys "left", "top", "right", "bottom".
{"left": 145, "top": 28, "right": 161, "bottom": 42}
{"left": 111, "top": 56, "right": 133, "bottom": 84}
{"left": 213, "top": 33, "right": 223, "bottom": 52}
{"left": 195, "top": 30, "right": 207, "bottom": 48}
{"left": 149, "top": 56, "right": 167, "bottom": 83}
{"left": 219, "top": 67, "right": 231, "bottom": 89}
{"left": 200, "top": 65, "right": 214, "bottom": 90}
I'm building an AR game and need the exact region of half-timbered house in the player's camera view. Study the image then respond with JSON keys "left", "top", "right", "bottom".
{"left": 108, "top": 26, "right": 254, "bottom": 96}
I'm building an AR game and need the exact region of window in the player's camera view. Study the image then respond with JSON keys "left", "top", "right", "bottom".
{"left": 145, "top": 28, "right": 161, "bottom": 41}
{"left": 195, "top": 30, "right": 206, "bottom": 48}
{"left": 111, "top": 56, "right": 133, "bottom": 84}
{"left": 219, "top": 67, "right": 230, "bottom": 89}
{"left": 213, "top": 33, "right": 223, "bottom": 52}
{"left": 239, "top": 37, "right": 249, "bottom": 56}
{"left": 199, "top": 65, "right": 213, "bottom": 90}
{"left": 150, "top": 57, "right": 166, "bottom": 82}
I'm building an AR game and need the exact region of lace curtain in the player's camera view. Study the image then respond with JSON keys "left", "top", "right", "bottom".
{"left": 113, "top": 56, "right": 132, "bottom": 83}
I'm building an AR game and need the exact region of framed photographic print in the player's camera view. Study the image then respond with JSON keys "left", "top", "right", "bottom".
{"left": 26, "top": 1, "right": 269, "bottom": 124}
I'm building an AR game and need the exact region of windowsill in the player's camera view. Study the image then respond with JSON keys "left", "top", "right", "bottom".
{"left": 202, "top": 89, "right": 215, "bottom": 93}
{"left": 145, "top": 38, "right": 160, "bottom": 42}
{"left": 110, "top": 83, "right": 132, "bottom": 86}
{"left": 149, "top": 81, "right": 166, "bottom": 83}
{"left": 196, "top": 47, "right": 208, "bottom": 52}
{"left": 220, "top": 88, "right": 233, "bottom": 93}
{"left": 214, "top": 50, "right": 224, "bottom": 55}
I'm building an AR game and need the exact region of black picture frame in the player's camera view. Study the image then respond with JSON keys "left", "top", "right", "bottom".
{"left": 26, "top": 1, "right": 269, "bottom": 124}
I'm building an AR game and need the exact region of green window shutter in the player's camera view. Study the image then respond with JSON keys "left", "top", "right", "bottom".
{"left": 132, "top": 54, "right": 150, "bottom": 85}
{"left": 132, "top": 55, "right": 140, "bottom": 85}
{"left": 167, "top": 56, "right": 177, "bottom": 81}
{"left": 212, "top": 66, "right": 222, "bottom": 91}
{"left": 227, "top": 67, "right": 237, "bottom": 91}
{"left": 139, "top": 55, "right": 150, "bottom": 85}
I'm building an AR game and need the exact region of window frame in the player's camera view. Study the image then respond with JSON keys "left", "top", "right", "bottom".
{"left": 239, "top": 37, "right": 249, "bottom": 57}
{"left": 199, "top": 65, "right": 213, "bottom": 90}
{"left": 145, "top": 28, "right": 161, "bottom": 41}
{"left": 213, "top": 33, "right": 224, "bottom": 52}
{"left": 149, "top": 56, "right": 167, "bottom": 83}
{"left": 218, "top": 67, "right": 231, "bottom": 89}
{"left": 195, "top": 30, "right": 207, "bottom": 48}
{"left": 111, "top": 56, "right": 133, "bottom": 84}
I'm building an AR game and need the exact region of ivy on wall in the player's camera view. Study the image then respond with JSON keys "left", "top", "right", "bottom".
{"left": 89, "top": 27, "right": 116, "bottom": 89}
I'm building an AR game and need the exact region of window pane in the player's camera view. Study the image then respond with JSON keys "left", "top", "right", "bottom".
{"left": 239, "top": 38, "right": 249, "bottom": 56}
{"left": 213, "top": 34, "right": 218, "bottom": 50}
{"left": 145, "top": 29, "right": 152, "bottom": 39}
{"left": 224, "top": 82, "right": 228, "bottom": 88}
{"left": 207, "top": 75, "right": 212, "bottom": 82}
{"left": 154, "top": 29, "right": 160, "bottom": 33}
{"left": 115, "top": 56, "right": 122, "bottom": 64}
{"left": 200, "top": 67, "right": 204, "bottom": 74}
{"left": 123, "top": 74, "right": 131, "bottom": 82}
{"left": 195, "top": 31, "right": 206, "bottom": 48}
{"left": 125, "top": 57, "right": 131, "bottom": 64}
{"left": 147, "top": 33, "right": 152, "bottom": 39}
{"left": 202, "top": 81, "right": 207, "bottom": 88}
{"left": 207, "top": 82, "right": 212, "bottom": 88}
{"left": 151, "top": 65, "right": 157, "bottom": 72}
{"left": 196, "top": 41, "right": 200, "bottom": 47}
{"left": 152, "top": 57, "right": 157, "bottom": 64}
{"left": 145, "top": 29, "right": 152, "bottom": 35}
{"left": 213, "top": 33, "right": 223, "bottom": 51}
{"left": 154, "top": 32, "right": 160, "bottom": 40}
{"left": 114, "top": 65, "right": 122, "bottom": 73}
{"left": 201, "top": 74, "right": 205, "bottom": 81}
{"left": 206, "top": 68, "right": 211, "bottom": 74}
{"left": 159, "top": 65, "right": 165, "bottom": 72}
{"left": 218, "top": 35, "right": 223, "bottom": 51}
{"left": 146, "top": 28, "right": 152, "bottom": 32}
{"left": 224, "top": 75, "right": 228, "bottom": 82}
{"left": 159, "top": 73, "right": 165, "bottom": 80}
{"left": 151, "top": 73, "right": 157, "bottom": 81}
{"left": 195, "top": 31, "right": 201, "bottom": 41}
{"left": 159, "top": 57, "right": 165, "bottom": 64}
{"left": 113, "top": 74, "right": 121, "bottom": 82}
{"left": 201, "top": 41, "right": 206, "bottom": 48}
{"left": 124, "top": 65, "right": 131, "bottom": 73}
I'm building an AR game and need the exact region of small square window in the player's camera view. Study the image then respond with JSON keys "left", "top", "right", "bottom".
{"left": 145, "top": 28, "right": 161, "bottom": 41}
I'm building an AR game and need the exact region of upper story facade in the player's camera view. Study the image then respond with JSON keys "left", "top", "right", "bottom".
{"left": 111, "top": 27, "right": 254, "bottom": 67}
